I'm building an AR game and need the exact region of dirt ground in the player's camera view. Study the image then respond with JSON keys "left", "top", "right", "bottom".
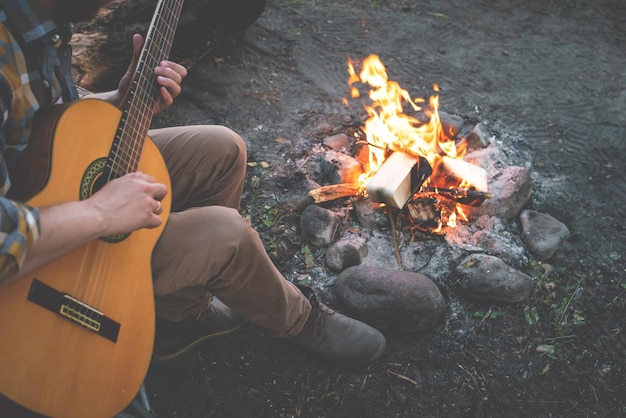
{"left": 137, "top": 0, "right": 626, "bottom": 417}
{"left": 138, "top": 0, "right": 626, "bottom": 417}
{"left": 0, "top": 1, "right": 623, "bottom": 418}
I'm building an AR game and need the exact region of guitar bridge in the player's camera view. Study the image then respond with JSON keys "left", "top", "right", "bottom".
{"left": 60, "top": 294, "right": 103, "bottom": 332}
{"left": 27, "top": 279, "right": 120, "bottom": 343}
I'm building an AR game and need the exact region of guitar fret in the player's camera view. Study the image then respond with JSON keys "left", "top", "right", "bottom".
{"left": 109, "top": 0, "right": 184, "bottom": 177}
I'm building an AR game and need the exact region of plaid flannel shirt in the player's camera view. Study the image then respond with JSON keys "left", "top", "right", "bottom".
{"left": 0, "top": 0, "right": 78, "bottom": 282}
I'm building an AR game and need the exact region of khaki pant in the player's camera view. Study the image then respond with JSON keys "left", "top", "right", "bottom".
{"left": 148, "top": 125, "right": 310, "bottom": 337}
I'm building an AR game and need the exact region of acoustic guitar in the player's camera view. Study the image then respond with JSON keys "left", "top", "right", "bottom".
{"left": 0, "top": 1, "right": 183, "bottom": 417}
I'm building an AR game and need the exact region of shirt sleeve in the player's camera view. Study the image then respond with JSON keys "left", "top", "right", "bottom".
{"left": 0, "top": 74, "right": 41, "bottom": 284}
{"left": 0, "top": 197, "right": 40, "bottom": 282}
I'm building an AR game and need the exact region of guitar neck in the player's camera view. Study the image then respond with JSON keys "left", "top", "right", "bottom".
{"left": 108, "top": 0, "right": 184, "bottom": 178}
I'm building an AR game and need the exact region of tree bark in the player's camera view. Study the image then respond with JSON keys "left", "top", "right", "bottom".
{"left": 71, "top": 0, "right": 267, "bottom": 91}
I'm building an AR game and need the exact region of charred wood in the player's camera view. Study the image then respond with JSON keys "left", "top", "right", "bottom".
{"left": 421, "top": 187, "right": 492, "bottom": 207}
{"left": 308, "top": 183, "right": 362, "bottom": 203}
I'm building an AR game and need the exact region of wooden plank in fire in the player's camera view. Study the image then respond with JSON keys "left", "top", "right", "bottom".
{"left": 366, "top": 152, "right": 432, "bottom": 209}
{"left": 434, "top": 156, "right": 489, "bottom": 193}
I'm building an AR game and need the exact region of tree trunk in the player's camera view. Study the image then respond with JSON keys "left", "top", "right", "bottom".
{"left": 72, "top": 0, "right": 266, "bottom": 91}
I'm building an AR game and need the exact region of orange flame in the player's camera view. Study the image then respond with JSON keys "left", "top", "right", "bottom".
{"left": 346, "top": 54, "right": 476, "bottom": 230}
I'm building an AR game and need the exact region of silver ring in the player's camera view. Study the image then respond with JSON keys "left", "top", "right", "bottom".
{"left": 154, "top": 200, "right": 163, "bottom": 215}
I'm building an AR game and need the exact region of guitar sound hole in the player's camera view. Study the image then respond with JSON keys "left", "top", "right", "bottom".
{"left": 91, "top": 171, "right": 108, "bottom": 195}
{"left": 80, "top": 158, "right": 129, "bottom": 244}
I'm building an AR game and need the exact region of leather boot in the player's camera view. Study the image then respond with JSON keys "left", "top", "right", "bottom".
{"left": 153, "top": 298, "right": 247, "bottom": 364}
{"left": 288, "top": 285, "right": 386, "bottom": 365}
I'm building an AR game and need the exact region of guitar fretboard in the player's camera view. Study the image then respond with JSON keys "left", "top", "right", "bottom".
{"left": 107, "top": 0, "right": 184, "bottom": 179}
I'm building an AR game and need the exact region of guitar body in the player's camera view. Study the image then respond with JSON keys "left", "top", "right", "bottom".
{"left": 0, "top": 99, "right": 171, "bottom": 418}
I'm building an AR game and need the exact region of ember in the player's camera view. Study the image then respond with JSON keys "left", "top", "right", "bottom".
{"left": 313, "top": 54, "right": 491, "bottom": 232}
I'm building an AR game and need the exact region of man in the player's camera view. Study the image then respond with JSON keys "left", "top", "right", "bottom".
{"left": 0, "top": 0, "right": 385, "bottom": 369}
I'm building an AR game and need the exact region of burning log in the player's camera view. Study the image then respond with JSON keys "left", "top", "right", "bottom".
{"left": 366, "top": 152, "right": 432, "bottom": 209}
{"left": 422, "top": 187, "right": 492, "bottom": 207}
{"left": 432, "top": 156, "right": 489, "bottom": 193}
{"left": 406, "top": 198, "right": 441, "bottom": 230}
{"left": 308, "top": 183, "right": 361, "bottom": 203}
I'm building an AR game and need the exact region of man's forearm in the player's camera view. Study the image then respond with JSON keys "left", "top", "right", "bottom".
{"left": 83, "top": 90, "right": 124, "bottom": 108}
{"left": 12, "top": 200, "right": 108, "bottom": 283}
{"left": 11, "top": 172, "right": 167, "bottom": 283}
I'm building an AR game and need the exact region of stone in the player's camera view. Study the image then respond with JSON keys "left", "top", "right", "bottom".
{"left": 464, "top": 122, "right": 491, "bottom": 150}
{"left": 454, "top": 254, "right": 534, "bottom": 303}
{"left": 322, "top": 133, "right": 350, "bottom": 150}
{"left": 299, "top": 205, "right": 341, "bottom": 247}
{"left": 463, "top": 146, "right": 507, "bottom": 174}
{"left": 334, "top": 265, "right": 447, "bottom": 333}
{"left": 325, "top": 233, "right": 368, "bottom": 272}
{"left": 439, "top": 111, "right": 465, "bottom": 140}
{"left": 472, "top": 229, "right": 529, "bottom": 269}
{"left": 320, "top": 150, "right": 364, "bottom": 184}
{"left": 520, "top": 209, "right": 570, "bottom": 261}
{"left": 354, "top": 199, "right": 390, "bottom": 230}
{"left": 445, "top": 215, "right": 529, "bottom": 269}
{"left": 466, "top": 166, "right": 533, "bottom": 220}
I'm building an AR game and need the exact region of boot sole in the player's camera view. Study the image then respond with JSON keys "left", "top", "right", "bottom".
{"left": 152, "top": 321, "right": 248, "bottom": 364}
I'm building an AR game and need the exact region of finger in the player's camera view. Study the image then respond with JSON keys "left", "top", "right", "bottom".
{"left": 155, "top": 69, "right": 183, "bottom": 88}
{"left": 129, "top": 171, "right": 156, "bottom": 183}
{"left": 159, "top": 60, "right": 187, "bottom": 79}
{"left": 152, "top": 181, "right": 169, "bottom": 201}
{"left": 155, "top": 86, "right": 175, "bottom": 109}
{"left": 147, "top": 214, "right": 163, "bottom": 229}
{"left": 153, "top": 200, "right": 163, "bottom": 215}
{"left": 156, "top": 75, "right": 181, "bottom": 94}
{"left": 130, "top": 34, "right": 144, "bottom": 70}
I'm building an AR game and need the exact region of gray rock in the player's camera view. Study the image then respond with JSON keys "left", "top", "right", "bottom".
{"left": 322, "top": 133, "right": 350, "bottom": 150}
{"left": 334, "top": 265, "right": 447, "bottom": 333}
{"left": 467, "top": 166, "right": 533, "bottom": 220}
{"left": 354, "top": 199, "right": 390, "bottom": 229}
{"left": 455, "top": 254, "right": 534, "bottom": 303}
{"left": 472, "top": 229, "right": 528, "bottom": 269}
{"left": 320, "top": 150, "right": 364, "bottom": 184}
{"left": 464, "top": 122, "right": 491, "bottom": 150}
{"left": 451, "top": 215, "right": 529, "bottom": 269}
{"left": 520, "top": 209, "right": 570, "bottom": 261}
{"left": 463, "top": 146, "right": 507, "bottom": 174}
{"left": 439, "top": 111, "right": 465, "bottom": 140}
{"left": 300, "top": 205, "right": 341, "bottom": 247}
{"left": 325, "top": 233, "right": 368, "bottom": 272}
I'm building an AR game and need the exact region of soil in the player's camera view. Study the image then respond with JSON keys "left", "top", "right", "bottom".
{"left": 145, "top": 1, "right": 626, "bottom": 417}
{"left": 3, "top": 0, "right": 624, "bottom": 417}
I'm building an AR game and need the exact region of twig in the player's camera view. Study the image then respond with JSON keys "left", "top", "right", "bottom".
{"left": 386, "top": 370, "right": 417, "bottom": 385}
{"left": 542, "top": 335, "right": 577, "bottom": 342}
{"left": 557, "top": 287, "right": 581, "bottom": 325}
{"left": 476, "top": 308, "right": 492, "bottom": 329}
{"left": 388, "top": 208, "right": 403, "bottom": 268}
{"left": 359, "top": 374, "right": 368, "bottom": 392}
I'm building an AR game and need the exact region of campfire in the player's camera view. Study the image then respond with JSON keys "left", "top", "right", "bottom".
{"left": 309, "top": 54, "right": 492, "bottom": 233}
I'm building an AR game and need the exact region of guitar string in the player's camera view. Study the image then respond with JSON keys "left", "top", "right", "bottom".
{"left": 109, "top": 0, "right": 181, "bottom": 181}
{"left": 111, "top": 2, "right": 179, "bottom": 177}
{"left": 121, "top": 1, "right": 180, "bottom": 175}
{"left": 85, "top": 237, "right": 109, "bottom": 307}
{"left": 111, "top": 0, "right": 181, "bottom": 176}
{"left": 94, "top": 1, "right": 182, "bottom": 308}
{"left": 89, "top": 0, "right": 182, "bottom": 311}
{"left": 94, "top": 1, "right": 166, "bottom": 308}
